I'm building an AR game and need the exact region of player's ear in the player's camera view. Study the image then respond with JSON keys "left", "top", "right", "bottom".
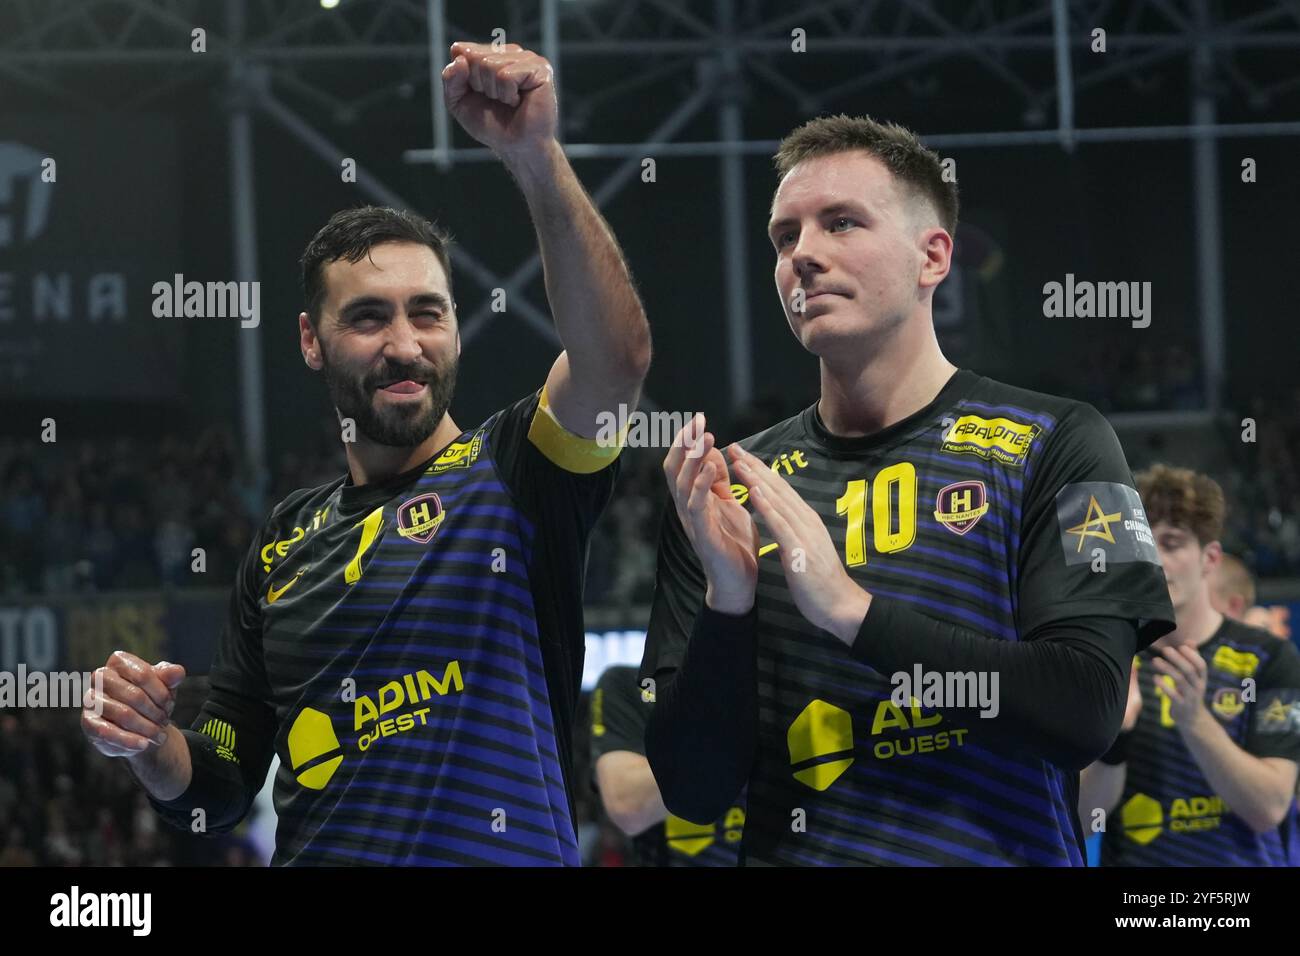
{"left": 300, "top": 312, "right": 323, "bottom": 371}
{"left": 917, "top": 225, "right": 953, "bottom": 291}
{"left": 1202, "top": 540, "right": 1224, "bottom": 577}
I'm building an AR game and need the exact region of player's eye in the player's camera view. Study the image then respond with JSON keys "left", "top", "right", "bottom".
{"left": 829, "top": 216, "right": 857, "bottom": 232}
{"left": 775, "top": 231, "right": 796, "bottom": 249}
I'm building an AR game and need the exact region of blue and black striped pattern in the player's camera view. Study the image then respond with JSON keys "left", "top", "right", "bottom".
{"left": 259, "top": 417, "right": 580, "bottom": 866}
{"left": 739, "top": 371, "right": 1149, "bottom": 865}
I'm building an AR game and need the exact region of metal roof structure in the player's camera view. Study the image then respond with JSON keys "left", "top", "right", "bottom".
{"left": 5, "top": 0, "right": 1298, "bottom": 476}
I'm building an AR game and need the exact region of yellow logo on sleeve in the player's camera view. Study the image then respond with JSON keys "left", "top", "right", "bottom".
{"left": 1065, "top": 496, "right": 1122, "bottom": 552}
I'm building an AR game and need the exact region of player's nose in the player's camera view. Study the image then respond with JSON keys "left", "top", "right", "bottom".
{"left": 791, "top": 236, "right": 826, "bottom": 279}
{"left": 382, "top": 315, "right": 424, "bottom": 364}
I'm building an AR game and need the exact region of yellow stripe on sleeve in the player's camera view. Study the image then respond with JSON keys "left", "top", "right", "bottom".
{"left": 526, "top": 384, "right": 626, "bottom": 474}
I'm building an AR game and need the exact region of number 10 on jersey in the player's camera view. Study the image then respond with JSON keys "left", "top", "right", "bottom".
{"left": 834, "top": 462, "right": 917, "bottom": 567}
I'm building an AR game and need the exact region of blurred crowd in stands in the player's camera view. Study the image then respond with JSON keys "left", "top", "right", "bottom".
{"left": 1223, "top": 385, "right": 1300, "bottom": 577}
{"left": 0, "top": 709, "right": 261, "bottom": 867}
{"left": 1067, "top": 343, "right": 1206, "bottom": 414}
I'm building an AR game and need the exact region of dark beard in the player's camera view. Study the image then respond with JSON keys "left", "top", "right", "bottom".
{"left": 321, "top": 348, "right": 458, "bottom": 448}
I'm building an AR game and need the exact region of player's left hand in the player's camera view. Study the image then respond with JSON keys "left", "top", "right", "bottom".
{"left": 729, "top": 444, "right": 870, "bottom": 644}
{"left": 1151, "top": 644, "right": 1209, "bottom": 726}
{"left": 441, "top": 42, "right": 557, "bottom": 160}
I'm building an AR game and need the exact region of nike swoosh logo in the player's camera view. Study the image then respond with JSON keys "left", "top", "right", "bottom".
{"left": 267, "top": 569, "right": 305, "bottom": 604}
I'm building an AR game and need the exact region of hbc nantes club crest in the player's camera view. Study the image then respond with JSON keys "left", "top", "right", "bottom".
{"left": 397, "top": 493, "right": 446, "bottom": 544}
{"left": 934, "top": 480, "right": 989, "bottom": 535}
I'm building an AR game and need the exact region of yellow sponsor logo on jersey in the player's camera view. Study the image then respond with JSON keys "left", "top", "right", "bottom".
{"left": 1211, "top": 645, "right": 1260, "bottom": 678}
{"left": 941, "top": 415, "right": 1041, "bottom": 467}
{"left": 869, "top": 699, "right": 969, "bottom": 760}
{"left": 266, "top": 568, "right": 305, "bottom": 605}
{"left": 728, "top": 450, "right": 810, "bottom": 507}
{"left": 1120, "top": 792, "right": 1163, "bottom": 845}
{"left": 287, "top": 663, "right": 465, "bottom": 789}
{"left": 287, "top": 707, "right": 344, "bottom": 790}
{"left": 665, "top": 806, "right": 745, "bottom": 857}
{"left": 261, "top": 507, "right": 330, "bottom": 574}
{"left": 664, "top": 815, "right": 715, "bottom": 856}
{"left": 355, "top": 663, "right": 464, "bottom": 751}
{"left": 788, "top": 699, "right": 855, "bottom": 791}
{"left": 426, "top": 432, "right": 483, "bottom": 475}
{"left": 1121, "top": 793, "right": 1225, "bottom": 843}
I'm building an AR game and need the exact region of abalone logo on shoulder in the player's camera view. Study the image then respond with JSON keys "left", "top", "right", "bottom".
{"left": 397, "top": 492, "right": 446, "bottom": 544}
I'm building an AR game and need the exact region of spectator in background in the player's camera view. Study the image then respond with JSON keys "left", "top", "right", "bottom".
{"left": 0, "top": 460, "right": 46, "bottom": 592}
{"left": 114, "top": 501, "right": 158, "bottom": 588}
{"left": 84, "top": 501, "right": 119, "bottom": 589}
{"left": 1209, "top": 552, "right": 1256, "bottom": 621}
{"left": 1207, "top": 552, "right": 1293, "bottom": 641}
{"left": 43, "top": 494, "right": 85, "bottom": 593}
{"left": 155, "top": 515, "right": 196, "bottom": 586}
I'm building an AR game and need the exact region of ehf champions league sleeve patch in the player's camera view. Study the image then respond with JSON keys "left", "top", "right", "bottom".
{"left": 1054, "top": 481, "right": 1161, "bottom": 566}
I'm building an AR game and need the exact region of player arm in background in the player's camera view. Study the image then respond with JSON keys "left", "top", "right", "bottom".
{"left": 731, "top": 403, "right": 1173, "bottom": 772}
{"left": 144, "top": 538, "right": 278, "bottom": 834}
{"left": 642, "top": 426, "right": 759, "bottom": 825}
{"left": 1077, "top": 762, "right": 1127, "bottom": 829}
{"left": 590, "top": 667, "right": 669, "bottom": 837}
{"left": 1077, "top": 662, "right": 1143, "bottom": 828}
{"left": 1162, "top": 641, "right": 1300, "bottom": 833}
{"left": 441, "top": 42, "right": 650, "bottom": 450}
{"left": 596, "top": 752, "right": 669, "bottom": 837}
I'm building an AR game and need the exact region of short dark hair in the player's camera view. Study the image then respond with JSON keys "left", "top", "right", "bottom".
{"left": 773, "top": 114, "right": 959, "bottom": 235}
{"left": 300, "top": 206, "right": 454, "bottom": 327}
{"left": 1135, "top": 464, "right": 1225, "bottom": 545}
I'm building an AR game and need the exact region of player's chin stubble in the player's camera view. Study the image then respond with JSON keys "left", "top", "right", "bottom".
{"left": 321, "top": 348, "right": 458, "bottom": 448}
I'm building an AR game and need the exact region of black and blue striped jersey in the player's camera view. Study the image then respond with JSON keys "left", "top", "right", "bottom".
{"left": 643, "top": 369, "right": 1175, "bottom": 866}
{"left": 1101, "top": 619, "right": 1300, "bottom": 866}
{"left": 151, "top": 387, "right": 618, "bottom": 865}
